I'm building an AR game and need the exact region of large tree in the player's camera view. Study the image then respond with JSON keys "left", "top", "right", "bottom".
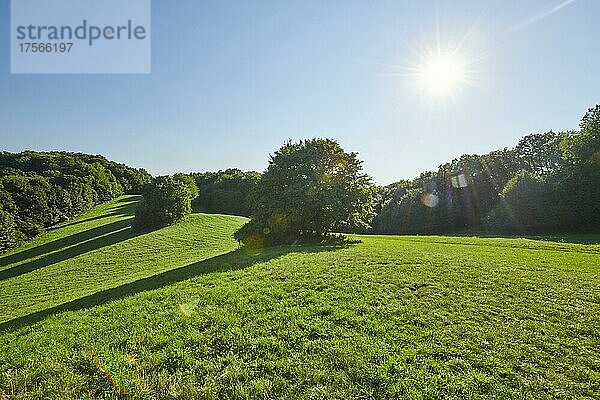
{"left": 235, "top": 139, "right": 375, "bottom": 247}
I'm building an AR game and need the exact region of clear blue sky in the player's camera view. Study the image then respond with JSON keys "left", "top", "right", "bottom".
{"left": 1, "top": 0, "right": 598, "bottom": 184}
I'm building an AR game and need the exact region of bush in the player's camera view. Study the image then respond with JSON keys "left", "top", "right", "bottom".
{"left": 134, "top": 176, "right": 197, "bottom": 230}
{"left": 234, "top": 139, "right": 375, "bottom": 247}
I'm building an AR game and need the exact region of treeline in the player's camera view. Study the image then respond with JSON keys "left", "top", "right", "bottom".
{"left": 152, "top": 105, "right": 599, "bottom": 239}
{"left": 0, "top": 151, "right": 151, "bottom": 253}
{"left": 4, "top": 107, "right": 597, "bottom": 253}
{"left": 133, "top": 169, "right": 259, "bottom": 230}
{"left": 190, "top": 169, "right": 260, "bottom": 216}
{"left": 372, "top": 105, "right": 600, "bottom": 234}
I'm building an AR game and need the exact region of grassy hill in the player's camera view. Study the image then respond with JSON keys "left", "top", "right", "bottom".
{"left": 0, "top": 197, "right": 599, "bottom": 399}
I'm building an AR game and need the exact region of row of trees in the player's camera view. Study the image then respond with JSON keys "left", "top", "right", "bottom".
{"left": 372, "top": 106, "right": 600, "bottom": 234}
{"left": 0, "top": 151, "right": 151, "bottom": 253}
{"left": 5, "top": 106, "right": 596, "bottom": 252}
{"left": 235, "top": 105, "right": 599, "bottom": 246}
{"left": 190, "top": 169, "right": 260, "bottom": 216}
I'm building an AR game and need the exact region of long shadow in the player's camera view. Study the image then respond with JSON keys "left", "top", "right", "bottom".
{"left": 1, "top": 199, "right": 139, "bottom": 268}
{"left": 0, "top": 244, "right": 349, "bottom": 332}
{"left": 521, "top": 234, "right": 600, "bottom": 245}
{"left": 47, "top": 197, "right": 140, "bottom": 231}
{"left": 47, "top": 211, "right": 122, "bottom": 231}
{"left": 0, "top": 221, "right": 142, "bottom": 281}
{"left": 0, "top": 219, "right": 135, "bottom": 269}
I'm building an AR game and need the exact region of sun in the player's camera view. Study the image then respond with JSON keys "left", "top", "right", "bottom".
{"left": 384, "top": 25, "right": 485, "bottom": 109}
{"left": 416, "top": 52, "right": 467, "bottom": 98}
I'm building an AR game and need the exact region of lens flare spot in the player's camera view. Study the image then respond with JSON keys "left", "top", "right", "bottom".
{"left": 451, "top": 174, "right": 469, "bottom": 188}
{"left": 421, "top": 193, "right": 439, "bottom": 208}
{"left": 178, "top": 304, "right": 190, "bottom": 317}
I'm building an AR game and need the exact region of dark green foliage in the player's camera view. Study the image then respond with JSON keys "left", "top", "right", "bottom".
{"left": 191, "top": 169, "right": 260, "bottom": 216}
{"left": 0, "top": 175, "right": 52, "bottom": 237}
{"left": 514, "top": 131, "right": 566, "bottom": 176}
{"left": 134, "top": 176, "right": 197, "bottom": 230}
{"left": 235, "top": 139, "right": 375, "bottom": 246}
{"left": 173, "top": 173, "right": 199, "bottom": 199}
{"left": 373, "top": 105, "right": 600, "bottom": 235}
{"left": 562, "top": 105, "right": 600, "bottom": 166}
{"left": 0, "top": 151, "right": 149, "bottom": 254}
{"left": 485, "top": 171, "right": 555, "bottom": 233}
{"left": 549, "top": 107, "right": 600, "bottom": 231}
{"left": 0, "top": 206, "right": 21, "bottom": 252}
{"left": 373, "top": 149, "right": 520, "bottom": 234}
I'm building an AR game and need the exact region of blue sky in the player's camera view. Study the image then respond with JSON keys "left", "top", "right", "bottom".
{"left": 1, "top": 0, "right": 598, "bottom": 184}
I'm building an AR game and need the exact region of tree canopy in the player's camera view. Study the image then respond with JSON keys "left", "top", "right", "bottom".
{"left": 191, "top": 169, "right": 260, "bottom": 216}
{"left": 0, "top": 151, "right": 151, "bottom": 253}
{"left": 235, "top": 139, "right": 375, "bottom": 247}
{"left": 372, "top": 105, "right": 600, "bottom": 235}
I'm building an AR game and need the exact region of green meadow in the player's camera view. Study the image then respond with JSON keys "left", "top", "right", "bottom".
{"left": 0, "top": 196, "right": 599, "bottom": 399}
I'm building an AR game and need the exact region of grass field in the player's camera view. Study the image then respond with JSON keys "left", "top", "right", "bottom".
{"left": 0, "top": 197, "right": 599, "bottom": 399}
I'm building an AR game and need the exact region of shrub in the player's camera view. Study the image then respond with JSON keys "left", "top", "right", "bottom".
{"left": 173, "top": 173, "right": 199, "bottom": 199}
{"left": 134, "top": 176, "right": 196, "bottom": 230}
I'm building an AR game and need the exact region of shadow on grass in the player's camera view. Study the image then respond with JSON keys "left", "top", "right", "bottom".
{"left": 0, "top": 200, "right": 139, "bottom": 269}
{"left": 0, "top": 219, "right": 137, "bottom": 272}
{"left": 47, "top": 196, "right": 140, "bottom": 231}
{"left": 0, "top": 221, "right": 143, "bottom": 281}
{"left": 0, "top": 243, "right": 350, "bottom": 332}
{"left": 521, "top": 234, "right": 600, "bottom": 245}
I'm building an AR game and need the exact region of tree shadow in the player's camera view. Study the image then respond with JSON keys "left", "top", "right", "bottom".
{"left": 0, "top": 200, "right": 140, "bottom": 268}
{"left": 48, "top": 197, "right": 140, "bottom": 231}
{"left": 521, "top": 234, "right": 600, "bottom": 245}
{"left": 0, "top": 219, "right": 135, "bottom": 270}
{"left": 0, "top": 221, "right": 142, "bottom": 281}
{"left": 0, "top": 244, "right": 349, "bottom": 332}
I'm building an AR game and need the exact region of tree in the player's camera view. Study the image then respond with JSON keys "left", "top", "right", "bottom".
{"left": 0, "top": 175, "right": 52, "bottom": 236}
{"left": 234, "top": 139, "right": 375, "bottom": 247}
{"left": 562, "top": 105, "right": 600, "bottom": 166}
{"left": 515, "top": 131, "right": 565, "bottom": 176}
{"left": 0, "top": 206, "right": 21, "bottom": 252}
{"left": 134, "top": 176, "right": 196, "bottom": 230}
{"left": 173, "top": 173, "right": 199, "bottom": 199}
{"left": 485, "top": 171, "right": 554, "bottom": 233}
{"left": 552, "top": 105, "right": 600, "bottom": 231}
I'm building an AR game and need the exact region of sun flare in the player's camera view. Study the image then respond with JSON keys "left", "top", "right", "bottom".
{"left": 416, "top": 52, "right": 467, "bottom": 98}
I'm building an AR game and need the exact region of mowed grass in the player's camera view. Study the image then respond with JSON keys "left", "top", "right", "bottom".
{"left": 0, "top": 198, "right": 599, "bottom": 399}
{"left": 0, "top": 196, "right": 246, "bottom": 325}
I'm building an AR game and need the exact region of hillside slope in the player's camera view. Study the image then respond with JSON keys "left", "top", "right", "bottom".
{"left": 0, "top": 199, "right": 599, "bottom": 399}
{"left": 0, "top": 196, "right": 246, "bottom": 325}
